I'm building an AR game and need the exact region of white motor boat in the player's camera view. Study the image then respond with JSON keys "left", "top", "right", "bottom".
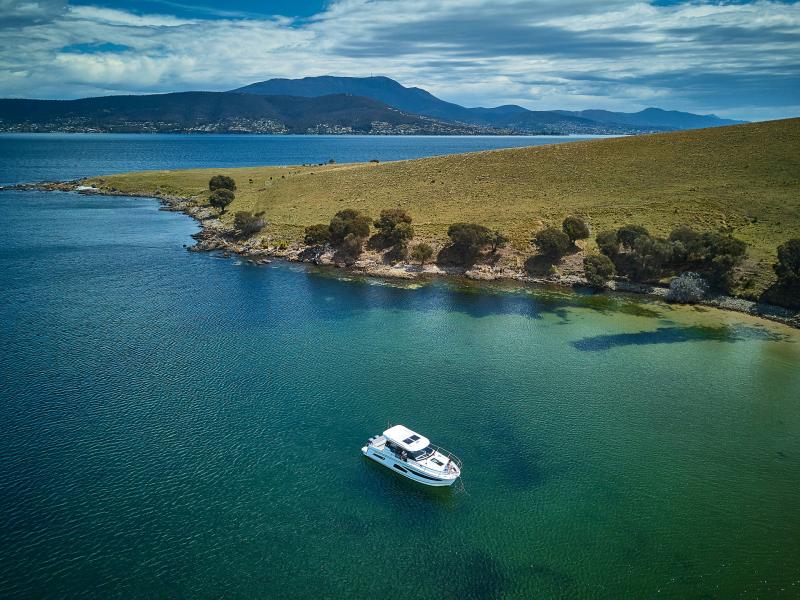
{"left": 361, "top": 424, "right": 462, "bottom": 487}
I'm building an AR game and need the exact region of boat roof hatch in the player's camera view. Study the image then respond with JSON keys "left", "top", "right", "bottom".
{"left": 383, "top": 425, "right": 430, "bottom": 452}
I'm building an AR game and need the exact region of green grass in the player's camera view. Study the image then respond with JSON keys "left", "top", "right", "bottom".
{"left": 86, "top": 118, "right": 800, "bottom": 294}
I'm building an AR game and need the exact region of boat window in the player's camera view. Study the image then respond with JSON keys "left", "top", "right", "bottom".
{"left": 402, "top": 434, "right": 421, "bottom": 444}
{"left": 410, "top": 445, "right": 433, "bottom": 460}
{"left": 431, "top": 458, "right": 444, "bottom": 467}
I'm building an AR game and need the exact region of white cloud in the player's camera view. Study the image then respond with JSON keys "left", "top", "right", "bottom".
{"left": 0, "top": 0, "right": 797, "bottom": 120}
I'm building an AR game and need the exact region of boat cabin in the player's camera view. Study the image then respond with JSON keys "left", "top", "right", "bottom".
{"left": 383, "top": 425, "right": 433, "bottom": 460}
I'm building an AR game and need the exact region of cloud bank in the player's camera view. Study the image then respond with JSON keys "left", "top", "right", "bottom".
{"left": 0, "top": 0, "right": 798, "bottom": 120}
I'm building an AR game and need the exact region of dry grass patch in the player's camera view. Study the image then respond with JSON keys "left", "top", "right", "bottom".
{"left": 86, "top": 118, "right": 800, "bottom": 294}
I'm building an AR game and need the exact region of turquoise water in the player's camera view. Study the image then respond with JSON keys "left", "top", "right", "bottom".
{"left": 1, "top": 136, "right": 799, "bottom": 598}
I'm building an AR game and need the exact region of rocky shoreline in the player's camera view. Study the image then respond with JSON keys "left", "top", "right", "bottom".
{"left": 6, "top": 180, "right": 798, "bottom": 330}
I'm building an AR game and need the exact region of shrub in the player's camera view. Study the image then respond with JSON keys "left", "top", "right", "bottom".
{"left": 563, "top": 216, "right": 590, "bottom": 243}
{"left": 329, "top": 209, "right": 371, "bottom": 244}
{"left": 666, "top": 272, "right": 708, "bottom": 304}
{"left": 208, "top": 188, "right": 234, "bottom": 212}
{"left": 209, "top": 175, "right": 236, "bottom": 192}
{"left": 596, "top": 229, "right": 619, "bottom": 257}
{"left": 233, "top": 211, "right": 265, "bottom": 236}
{"left": 488, "top": 230, "right": 509, "bottom": 253}
{"left": 583, "top": 254, "right": 615, "bottom": 288}
{"left": 447, "top": 223, "right": 492, "bottom": 262}
{"left": 410, "top": 242, "right": 434, "bottom": 266}
{"left": 617, "top": 224, "right": 650, "bottom": 249}
{"left": 774, "top": 238, "right": 800, "bottom": 288}
{"left": 304, "top": 224, "right": 331, "bottom": 246}
{"left": 532, "top": 227, "right": 571, "bottom": 258}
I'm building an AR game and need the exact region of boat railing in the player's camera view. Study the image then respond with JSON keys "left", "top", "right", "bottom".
{"left": 402, "top": 444, "right": 462, "bottom": 477}
{"left": 368, "top": 437, "right": 462, "bottom": 476}
{"left": 428, "top": 444, "right": 462, "bottom": 470}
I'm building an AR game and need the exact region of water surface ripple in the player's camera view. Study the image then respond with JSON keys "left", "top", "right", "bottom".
{"left": 1, "top": 135, "right": 799, "bottom": 599}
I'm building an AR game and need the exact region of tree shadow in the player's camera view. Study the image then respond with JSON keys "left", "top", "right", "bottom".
{"left": 436, "top": 243, "right": 475, "bottom": 267}
{"left": 382, "top": 244, "right": 407, "bottom": 264}
{"left": 571, "top": 324, "right": 788, "bottom": 352}
{"left": 760, "top": 282, "right": 800, "bottom": 310}
{"left": 524, "top": 254, "right": 558, "bottom": 275}
{"left": 366, "top": 233, "right": 391, "bottom": 251}
{"left": 332, "top": 247, "right": 358, "bottom": 265}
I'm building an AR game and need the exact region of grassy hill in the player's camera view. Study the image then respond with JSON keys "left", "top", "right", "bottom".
{"left": 86, "top": 118, "right": 800, "bottom": 293}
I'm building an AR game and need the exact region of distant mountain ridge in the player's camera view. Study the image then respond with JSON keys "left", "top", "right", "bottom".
{"left": 0, "top": 91, "right": 493, "bottom": 134}
{"left": 234, "top": 76, "right": 744, "bottom": 132}
{"left": 0, "top": 75, "right": 746, "bottom": 135}
{"left": 555, "top": 107, "right": 744, "bottom": 129}
{"left": 234, "top": 76, "right": 614, "bottom": 134}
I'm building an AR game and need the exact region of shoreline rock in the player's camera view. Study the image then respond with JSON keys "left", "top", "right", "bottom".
{"left": 8, "top": 180, "right": 799, "bottom": 330}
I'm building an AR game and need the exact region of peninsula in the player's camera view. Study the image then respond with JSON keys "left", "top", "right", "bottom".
{"left": 54, "top": 118, "right": 799, "bottom": 324}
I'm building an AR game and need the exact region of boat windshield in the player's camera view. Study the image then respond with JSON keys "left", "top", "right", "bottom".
{"left": 410, "top": 446, "right": 434, "bottom": 460}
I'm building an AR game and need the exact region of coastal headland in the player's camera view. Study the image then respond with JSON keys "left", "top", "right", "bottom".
{"left": 17, "top": 118, "right": 800, "bottom": 326}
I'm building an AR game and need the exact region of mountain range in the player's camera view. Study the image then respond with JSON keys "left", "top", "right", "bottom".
{"left": 0, "top": 75, "right": 745, "bottom": 135}
{"left": 234, "top": 76, "right": 744, "bottom": 133}
{"left": 0, "top": 91, "right": 489, "bottom": 135}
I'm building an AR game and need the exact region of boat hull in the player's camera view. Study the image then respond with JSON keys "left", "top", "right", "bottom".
{"left": 361, "top": 446, "right": 458, "bottom": 487}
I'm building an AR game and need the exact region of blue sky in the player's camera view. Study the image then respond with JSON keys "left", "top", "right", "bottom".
{"left": 1, "top": 0, "right": 798, "bottom": 120}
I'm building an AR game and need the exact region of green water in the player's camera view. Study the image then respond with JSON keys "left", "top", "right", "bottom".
{"left": 2, "top": 193, "right": 798, "bottom": 599}
{"left": 1, "top": 130, "right": 799, "bottom": 598}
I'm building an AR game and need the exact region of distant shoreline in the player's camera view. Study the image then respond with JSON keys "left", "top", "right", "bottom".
{"left": 5, "top": 179, "right": 797, "bottom": 330}
{"left": 0, "top": 131, "right": 622, "bottom": 138}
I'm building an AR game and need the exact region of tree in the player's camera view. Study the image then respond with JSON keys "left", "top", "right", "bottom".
{"left": 370, "top": 209, "right": 414, "bottom": 249}
{"left": 617, "top": 224, "right": 650, "bottom": 249}
{"left": 666, "top": 272, "right": 708, "bottom": 304}
{"left": 391, "top": 221, "right": 415, "bottom": 246}
{"left": 410, "top": 242, "right": 434, "bottom": 266}
{"left": 447, "top": 223, "right": 492, "bottom": 262}
{"left": 629, "top": 235, "right": 673, "bottom": 281}
{"left": 374, "top": 209, "right": 412, "bottom": 236}
{"left": 209, "top": 175, "right": 236, "bottom": 192}
{"left": 774, "top": 239, "right": 800, "bottom": 288}
{"left": 562, "top": 216, "right": 590, "bottom": 243}
{"left": 304, "top": 224, "right": 331, "bottom": 246}
{"left": 532, "top": 227, "right": 571, "bottom": 259}
{"left": 233, "top": 211, "right": 265, "bottom": 236}
{"left": 596, "top": 229, "right": 620, "bottom": 257}
{"left": 766, "top": 238, "right": 800, "bottom": 308}
{"left": 669, "top": 226, "right": 704, "bottom": 261}
{"left": 488, "top": 230, "right": 509, "bottom": 253}
{"left": 703, "top": 233, "right": 746, "bottom": 292}
{"left": 208, "top": 188, "right": 234, "bottom": 212}
{"left": 329, "top": 209, "right": 371, "bottom": 244}
{"left": 583, "top": 254, "right": 615, "bottom": 288}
